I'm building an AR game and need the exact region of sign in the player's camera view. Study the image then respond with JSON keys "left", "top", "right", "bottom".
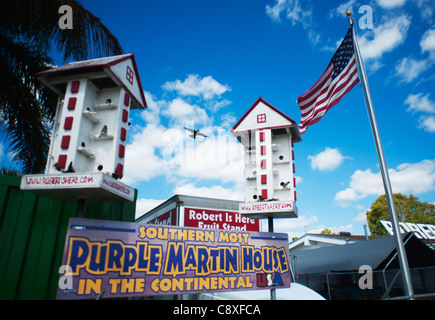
{"left": 147, "top": 209, "right": 177, "bottom": 226}
{"left": 57, "top": 218, "right": 291, "bottom": 300}
{"left": 380, "top": 220, "right": 435, "bottom": 240}
{"left": 239, "top": 201, "right": 296, "bottom": 218}
{"left": 20, "top": 172, "right": 135, "bottom": 202}
{"left": 183, "top": 207, "right": 260, "bottom": 232}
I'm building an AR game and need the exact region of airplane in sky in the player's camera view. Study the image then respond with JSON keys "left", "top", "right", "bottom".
{"left": 184, "top": 127, "right": 208, "bottom": 139}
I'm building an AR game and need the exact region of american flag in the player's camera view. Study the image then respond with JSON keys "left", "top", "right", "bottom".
{"left": 297, "top": 26, "right": 359, "bottom": 134}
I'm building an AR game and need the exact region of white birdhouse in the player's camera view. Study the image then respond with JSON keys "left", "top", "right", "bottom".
{"left": 231, "top": 97, "right": 301, "bottom": 219}
{"left": 35, "top": 54, "right": 146, "bottom": 179}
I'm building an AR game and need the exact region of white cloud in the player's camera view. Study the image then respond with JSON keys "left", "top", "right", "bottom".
{"left": 354, "top": 211, "right": 368, "bottom": 223}
{"left": 304, "top": 224, "right": 353, "bottom": 235}
{"left": 135, "top": 198, "right": 165, "bottom": 219}
{"left": 265, "top": 0, "right": 320, "bottom": 44}
{"left": 205, "top": 99, "right": 232, "bottom": 113}
{"left": 416, "top": 0, "right": 434, "bottom": 21}
{"left": 308, "top": 147, "right": 349, "bottom": 171}
{"left": 265, "top": 0, "right": 311, "bottom": 24}
{"left": 220, "top": 113, "right": 237, "bottom": 129}
{"left": 163, "top": 98, "right": 210, "bottom": 126}
{"left": 394, "top": 28, "right": 435, "bottom": 83}
{"left": 335, "top": 188, "right": 361, "bottom": 203}
{"left": 394, "top": 57, "right": 428, "bottom": 83}
{"left": 329, "top": 0, "right": 357, "bottom": 19}
{"left": 335, "top": 160, "right": 435, "bottom": 204}
{"left": 420, "top": 28, "right": 435, "bottom": 58}
{"left": 404, "top": 93, "right": 435, "bottom": 132}
{"left": 123, "top": 74, "right": 242, "bottom": 191}
{"left": 376, "top": 0, "right": 407, "bottom": 9}
{"left": 419, "top": 115, "right": 435, "bottom": 132}
{"left": 162, "top": 74, "right": 231, "bottom": 100}
{"left": 358, "top": 15, "right": 411, "bottom": 61}
{"left": 271, "top": 215, "right": 319, "bottom": 239}
{"left": 173, "top": 129, "right": 244, "bottom": 183}
{"left": 274, "top": 215, "right": 318, "bottom": 231}
{"left": 405, "top": 93, "right": 435, "bottom": 113}
{"left": 172, "top": 183, "right": 244, "bottom": 201}
{"left": 123, "top": 123, "right": 173, "bottom": 185}
{"left": 141, "top": 92, "right": 162, "bottom": 125}
{"left": 124, "top": 122, "right": 244, "bottom": 186}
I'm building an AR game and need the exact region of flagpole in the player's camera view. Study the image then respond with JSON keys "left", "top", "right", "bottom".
{"left": 347, "top": 11, "right": 414, "bottom": 299}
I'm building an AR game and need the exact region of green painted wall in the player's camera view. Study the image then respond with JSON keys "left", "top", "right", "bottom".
{"left": 0, "top": 175, "right": 136, "bottom": 299}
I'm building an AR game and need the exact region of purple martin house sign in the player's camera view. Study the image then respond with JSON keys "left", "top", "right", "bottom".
{"left": 57, "top": 218, "right": 291, "bottom": 299}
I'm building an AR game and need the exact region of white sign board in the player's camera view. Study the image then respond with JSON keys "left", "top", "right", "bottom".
{"left": 380, "top": 220, "right": 435, "bottom": 240}
{"left": 21, "top": 172, "right": 134, "bottom": 202}
{"left": 239, "top": 201, "right": 297, "bottom": 219}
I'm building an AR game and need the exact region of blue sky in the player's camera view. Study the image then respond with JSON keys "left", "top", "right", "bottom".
{"left": 3, "top": 0, "right": 435, "bottom": 239}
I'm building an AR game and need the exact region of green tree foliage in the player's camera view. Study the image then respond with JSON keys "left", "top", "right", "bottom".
{"left": 366, "top": 193, "right": 435, "bottom": 236}
{"left": 320, "top": 228, "right": 335, "bottom": 235}
{"left": 0, "top": 0, "right": 123, "bottom": 173}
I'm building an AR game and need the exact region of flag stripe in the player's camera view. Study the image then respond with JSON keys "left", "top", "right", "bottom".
{"left": 300, "top": 56, "right": 357, "bottom": 117}
{"left": 297, "top": 62, "right": 334, "bottom": 107}
{"left": 300, "top": 57, "right": 357, "bottom": 123}
{"left": 303, "top": 71, "right": 359, "bottom": 126}
{"left": 299, "top": 77, "right": 332, "bottom": 117}
{"left": 297, "top": 26, "right": 359, "bottom": 134}
{"left": 300, "top": 69, "right": 358, "bottom": 129}
{"left": 302, "top": 57, "right": 358, "bottom": 118}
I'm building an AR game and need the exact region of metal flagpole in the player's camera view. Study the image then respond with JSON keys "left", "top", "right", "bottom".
{"left": 347, "top": 11, "right": 414, "bottom": 298}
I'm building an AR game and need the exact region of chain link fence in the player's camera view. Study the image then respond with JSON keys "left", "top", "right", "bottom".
{"left": 294, "top": 266, "right": 435, "bottom": 300}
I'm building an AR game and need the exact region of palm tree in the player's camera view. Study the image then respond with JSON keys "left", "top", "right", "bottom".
{"left": 0, "top": 0, "right": 124, "bottom": 173}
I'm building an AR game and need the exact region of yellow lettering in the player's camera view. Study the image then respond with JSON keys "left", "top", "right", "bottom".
{"left": 196, "top": 230, "right": 205, "bottom": 241}
{"left": 77, "top": 279, "right": 102, "bottom": 295}
{"left": 138, "top": 226, "right": 146, "bottom": 239}
{"left": 218, "top": 231, "right": 229, "bottom": 242}
{"left": 178, "top": 229, "right": 187, "bottom": 241}
{"left": 121, "top": 278, "right": 135, "bottom": 293}
{"left": 157, "top": 227, "right": 168, "bottom": 240}
{"left": 151, "top": 279, "right": 159, "bottom": 292}
{"left": 78, "top": 279, "right": 85, "bottom": 294}
{"left": 109, "top": 278, "right": 121, "bottom": 294}
{"left": 135, "top": 278, "right": 145, "bottom": 292}
{"left": 236, "top": 276, "right": 246, "bottom": 288}
{"left": 160, "top": 278, "right": 172, "bottom": 292}
{"left": 146, "top": 226, "right": 157, "bottom": 239}
{"left": 188, "top": 229, "right": 195, "bottom": 241}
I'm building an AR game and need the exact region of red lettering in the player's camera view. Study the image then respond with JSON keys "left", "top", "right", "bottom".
{"left": 102, "top": 178, "right": 131, "bottom": 195}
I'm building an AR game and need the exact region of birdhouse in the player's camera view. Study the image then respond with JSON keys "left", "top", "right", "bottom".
{"left": 35, "top": 54, "right": 146, "bottom": 179}
{"left": 231, "top": 97, "right": 301, "bottom": 219}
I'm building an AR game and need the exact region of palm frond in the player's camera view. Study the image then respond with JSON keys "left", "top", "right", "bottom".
{"left": 0, "top": 0, "right": 124, "bottom": 61}
{"left": 0, "top": 165, "right": 21, "bottom": 176}
{"left": 0, "top": 33, "right": 57, "bottom": 173}
{"left": 0, "top": 0, "right": 125, "bottom": 173}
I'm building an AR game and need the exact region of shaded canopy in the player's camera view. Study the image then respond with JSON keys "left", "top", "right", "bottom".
{"left": 293, "top": 233, "right": 435, "bottom": 275}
